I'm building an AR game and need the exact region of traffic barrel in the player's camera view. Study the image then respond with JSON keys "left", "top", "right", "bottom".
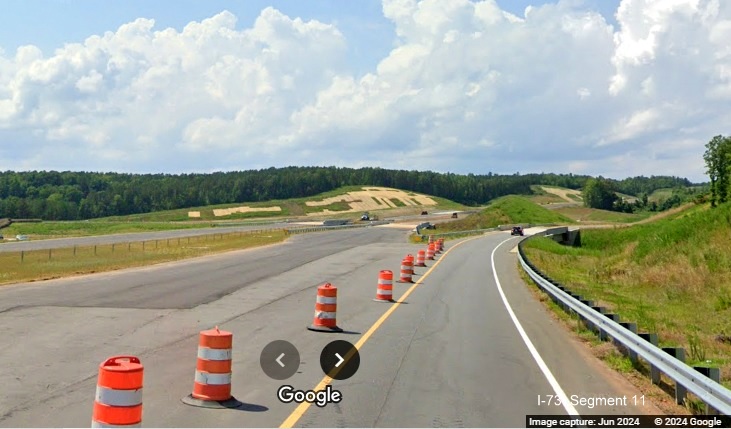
{"left": 91, "top": 356, "right": 143, "bottom": 428}
{"left": 426, "top": 243, "right": 435, "bottom": 260}
{"left": 404, "top": 254, "right": 415, "bottom": 275}
{"left": 182, "top": 327, "right": 242, "bottom": 409}
{"left": 308, "top": 283, "right": 343, "bottom": 332}
{"left": 415, "top": 250, "right": 426, "bottom": 267}
{"left": 374, "top": 270, "right": 394, "bottom": 302}
{"left": 428, "top": 235, "right": 435, "bottom": 244}
{"left": 437, "top": 238, "right": 444, "bottom": 252}
{"left": 397, "top": 258, "right": 413, "bottom": 283}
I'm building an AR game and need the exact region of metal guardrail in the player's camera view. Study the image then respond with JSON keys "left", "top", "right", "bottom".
{"left": 284, "top": 223, "right": 377, "bottom": 235}
{"left": 517, "top": 234, "right": 731, "bottom": 415}
{"left": 420, "top": 223, "right": 561, "bottom": 240}
{"left": 419, "top": 227, "right": 499, "bottom": 239}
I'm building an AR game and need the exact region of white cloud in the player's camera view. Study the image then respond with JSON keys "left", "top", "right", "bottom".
{"left": 0, "top": 1, "right": 729, "bottom": 181}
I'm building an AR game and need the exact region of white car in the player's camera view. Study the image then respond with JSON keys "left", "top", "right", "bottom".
{"left": 16, "top": 234, "right": 29, "bottom": 241}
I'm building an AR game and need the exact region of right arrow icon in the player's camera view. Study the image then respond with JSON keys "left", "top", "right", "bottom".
{"left": 319, "top": 340, "right": 360, "bottom": 380}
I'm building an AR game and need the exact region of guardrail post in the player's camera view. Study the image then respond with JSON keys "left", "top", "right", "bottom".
{"left": 639, "top": 333, "right": 660, "bottom": 384}
{"left": 693, "top": 367, "right": 721, "bottom": 415}
{"left": 591, "top": 306, "right": 608, "bottom": 339}
{"left": 662, "top": 347, "right": 687, "bottom": 405}
{"left": 604, "top": 314, "right": 620, "bottom": 345}
{"left": 580, "top": 300, "right": 594, "bottom": 330}
{"left": 619, "top": 322, "right": 638, "bottom": 362}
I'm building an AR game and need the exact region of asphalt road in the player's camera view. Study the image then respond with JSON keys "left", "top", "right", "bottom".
{"left": 0, "top": 227, "right": 661, "bottom": 427}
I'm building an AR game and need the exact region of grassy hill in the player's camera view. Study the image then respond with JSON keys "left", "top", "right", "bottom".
{"left": 523, "top": 201, "right": 731, "bottom": 387}
{"left": 98, "top": 186, "right": 464, "bottom": 222}
{"left": 437, "top": 195, "right": 574, "bottom": 231}
{"left": 1, "top": 187, "right": 468, "bottom": 239}
{"left": 552, "top": 206, "right": 654, "bottom": 223}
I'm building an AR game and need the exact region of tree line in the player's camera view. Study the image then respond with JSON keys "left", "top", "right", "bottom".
{"left": 703, "top": 135, "right": 731, "bottom": 207}
{"left": 0, "top": 167, "right": 698, "bottom": 220}
{"left": 582, "top": 176, "right": 702, "bottom": 213}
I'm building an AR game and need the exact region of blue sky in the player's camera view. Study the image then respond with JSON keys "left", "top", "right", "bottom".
{"left": 0, "top": 0, "right": 395, "bottom": 75}
{"left": 0, "top": 0, "right": 726, "bottom": 182}
{"left": 0, "top": 0, "right": 618, "bottom": 75}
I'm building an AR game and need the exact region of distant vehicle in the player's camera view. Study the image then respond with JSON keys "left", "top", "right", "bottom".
{"left": 421, "top": 211, "right": 428, "bottom": 215}
{"left": 16, "top": 234, "right": 29, "bottom": 241}
{"left": 414, "top": 222, "right": 436, "bottom": 234}
{"left": 510, "top": 226, "right": 524, "bottom": 236}
{"left": 0, "top": 234, "right": 3, "bottom": 240}
{"left": 451, "top": 212, "right": 458, "bottom": 219}
{"left": 361, "top": 212, "right": 370, "bottom": 221}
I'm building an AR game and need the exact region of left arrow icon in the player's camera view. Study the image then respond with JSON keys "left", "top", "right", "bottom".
{"left": 261, "top": 340, "right": 299, "bottom": 380}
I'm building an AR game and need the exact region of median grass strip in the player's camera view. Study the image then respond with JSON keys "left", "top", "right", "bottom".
{"left": 0, "top": 230, "right": 288, "bottom": 286}
{"left": 522, "top": 202, "right": 731, "bottom": 390}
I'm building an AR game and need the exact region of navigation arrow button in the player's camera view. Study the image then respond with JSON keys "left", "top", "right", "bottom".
{"left": 319, "top": 340, "right": 360, "bottom": 380}
{"left": 260, "top": 340, "right": 299, "bottom": 380}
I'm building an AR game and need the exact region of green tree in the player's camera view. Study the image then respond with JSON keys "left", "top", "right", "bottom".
{"left": 703, "top": 135, "right": 731, "bottom": 207}
{"left": 583, "top": 177, "right": 618, "bottom": 210}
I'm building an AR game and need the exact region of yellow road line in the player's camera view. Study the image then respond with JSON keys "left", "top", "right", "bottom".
{"left": 279, "top": 235, "right": 484, "bottom": 428}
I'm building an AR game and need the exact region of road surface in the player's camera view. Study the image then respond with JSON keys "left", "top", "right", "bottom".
{"left": 0, "top": 227, "right": 660, "bottom": 427}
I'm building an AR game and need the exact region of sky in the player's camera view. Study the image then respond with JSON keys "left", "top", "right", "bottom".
{"left": 0, "top": 0, "right": 728, "bottom": 182}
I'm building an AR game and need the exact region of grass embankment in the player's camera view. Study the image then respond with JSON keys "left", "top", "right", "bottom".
{"left": 0, "top": 229, "right": 288, "bottom": 286}
{"left": 554, "top": 206, "right": 654, "bottom": 223}
{"left": 436, "top": 195, "right": 574, "bottom": 232}
{"left": 0, "top": 221, "right": 211, "bottom": 240}
{"left": 522, "top": 202, "right": 731, "bottom": 388}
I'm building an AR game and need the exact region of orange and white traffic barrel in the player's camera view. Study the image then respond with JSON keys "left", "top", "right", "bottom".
{"left": 426, "top": 243, "right": 435, "bottom": 260}
{"left": 182, "top": 327, "right": 242, "bottom": 408}
{"left": 437, "top": 238, "right": 444, "bottom": 252}
{"left": 428, "top": 235, "right": 435, "bottom": 244}
{"left": 404, "top": 254, "right": 415, "bottom": 275}
{"left": 374, "top": 270, "right": 394, "bottom": 302}
{"left": 308, "top": 283, "right": 343, "bottom": 332}
{"left": 397, "top": 258, "right": 413, "bottom": 283}
{"left": 415, "top": 250, "right": 426, "bottom": 267}
{"left": 92, "top": 356, "right": 143, "bottom": 428}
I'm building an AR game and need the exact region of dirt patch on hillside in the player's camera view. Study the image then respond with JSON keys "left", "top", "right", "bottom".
{"left": 212, "top": 206, "right": 282, "bottom": 216}
{"left": 304, "top": 187, "right": 437, "bottom": 217}
{"left": 541, "top": 186, "right": 582, "bottom": 203}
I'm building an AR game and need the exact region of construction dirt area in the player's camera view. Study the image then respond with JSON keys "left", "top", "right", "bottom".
{"left": 188, "top": 187, "right": 438, "bottom": 218}
{"left": 304, "top": 187, "right": 437, "bottom": 216}
{"left": 541, "top": 186, "right": 583, "bottom": 203}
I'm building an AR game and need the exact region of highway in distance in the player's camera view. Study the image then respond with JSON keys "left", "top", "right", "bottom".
{"left": 0, "top": 227, "right": 662, "bottom": 427}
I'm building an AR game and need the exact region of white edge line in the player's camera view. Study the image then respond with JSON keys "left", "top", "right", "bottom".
{"left": 491, "top": 236, "right": 580, "bottom": 416}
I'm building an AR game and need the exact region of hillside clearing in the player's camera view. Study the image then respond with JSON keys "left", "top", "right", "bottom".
{"left": 540, "top": 186, "right": 583, "bottom": 203}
